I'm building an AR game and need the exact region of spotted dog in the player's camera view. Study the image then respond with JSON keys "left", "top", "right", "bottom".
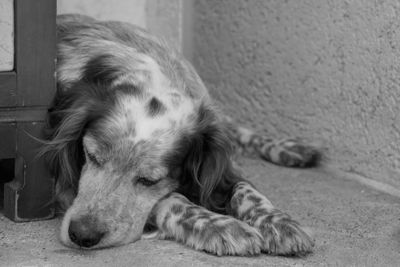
{"left": 44, "top": 14, "right": 320, "bottom": 256}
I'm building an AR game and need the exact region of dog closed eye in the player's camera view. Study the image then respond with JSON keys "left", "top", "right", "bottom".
{"left": 87, "top": 152, "right": 100, "bottom": 165}
{"left": 136, "top": 177, "right": 160, "bottom": 187}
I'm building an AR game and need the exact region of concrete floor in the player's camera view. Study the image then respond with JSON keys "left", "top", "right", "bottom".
{"left": 1, "top": 157, "right": 400, "bottom": 267}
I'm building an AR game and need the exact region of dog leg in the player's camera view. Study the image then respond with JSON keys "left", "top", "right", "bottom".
{"left": 221, "top": 116, "right": 321, "bottom": 167}
{"left": 229, "top": 181, "right": 314, "bottom": 256}
{"left": 146, "top": 192, "right": 264, "bottom": 256}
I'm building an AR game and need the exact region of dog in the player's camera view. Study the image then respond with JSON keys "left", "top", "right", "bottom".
{"left": 44, "top": 14, "right": 320, "bottom": 256}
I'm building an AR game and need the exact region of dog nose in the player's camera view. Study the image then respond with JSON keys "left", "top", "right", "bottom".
{"left": 68, "top": 216, "right": 105, "bottom": 248}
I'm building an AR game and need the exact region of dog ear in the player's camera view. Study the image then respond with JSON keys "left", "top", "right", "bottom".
{"left": 43, "top": 82, "right": 108, "bottom": 194}
{"left": 178, "top": 105, "right": 242, "bottom": 212}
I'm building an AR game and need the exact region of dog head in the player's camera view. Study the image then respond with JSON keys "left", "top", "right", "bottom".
{"left": 47, "top": 29, "right": 235, "bottom": 249}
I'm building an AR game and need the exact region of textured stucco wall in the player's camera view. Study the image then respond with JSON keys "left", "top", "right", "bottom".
{"left": 57, "top": 0, "right": 182, "bottom": 50}
{"left": 0, "top": 0, "right": 14, "bottom": 71}
{"left": 57, "top": 0, "right": 147, "bottom": 28}
{"left": 191, "top": 0, "right": 400, "bottom": 189}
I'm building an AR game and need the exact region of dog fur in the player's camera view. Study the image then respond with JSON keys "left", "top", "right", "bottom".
{"left": 44, "top": 14, "right": 320, "bottom": 256}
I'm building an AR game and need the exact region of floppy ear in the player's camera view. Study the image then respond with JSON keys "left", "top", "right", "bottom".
{"left": 178, "top": 106, "right": 242, "bottom": 212}
{"left": 43, "top": 82, "right": 108, "bottom": 194}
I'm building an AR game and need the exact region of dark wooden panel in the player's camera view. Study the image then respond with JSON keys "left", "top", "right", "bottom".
{"left": 0, "top": 72, "right": 17, "bottom": 107}
{"left": 0, "top": 124, "right": 16, "bottom": 159}
{"left": 2, "top": 0, "right": 56, "bottom": 221}
{"left": 0, "top": 107, "right": 48, "bottom": 123}
{"left": 4, "top": 122, "right": 54, "bottom": 221}
{"left": 15, "top": 0, "right": 56, "bottom": 107}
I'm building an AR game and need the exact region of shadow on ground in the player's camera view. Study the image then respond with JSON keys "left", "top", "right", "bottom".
{"left": 1, "top": 157, "right": 400, "bottom": 266}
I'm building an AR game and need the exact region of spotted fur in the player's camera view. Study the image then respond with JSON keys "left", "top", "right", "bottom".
{"left": 230, "top": 182, "right": 314, "bottom": 255}
{"left": 145, "top": 193, "right": 263, "bottom": 256}
{"left": 44, "top": 14, "right": 320, "bottom": 256}
{"left": 222, "top": 116, "right": 321, "bottom": 167}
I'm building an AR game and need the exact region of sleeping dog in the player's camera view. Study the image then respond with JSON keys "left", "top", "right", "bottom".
{"left": 44, "top": 14, "right": 319, "bottom": 256}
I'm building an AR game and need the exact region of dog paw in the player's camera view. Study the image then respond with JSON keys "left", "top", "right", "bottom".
{"left": 260, "top": 138, "right": 321, "bottom": 167}
{"left": 258, "top": 214, "right": 314, "bottom": 256}
{"left": 189, "top": 218, "right": 263, "bottom": 256}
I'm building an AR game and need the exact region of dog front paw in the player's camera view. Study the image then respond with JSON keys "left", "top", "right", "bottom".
{"left": 257, "top": 213, "right": 314, "bottom": 256}
{"left": 189, "top": 218, "right": 263, "bottom": 256}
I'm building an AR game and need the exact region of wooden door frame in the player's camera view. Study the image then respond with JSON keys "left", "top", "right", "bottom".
{"left": 0, "top": 0, "right": 56, "bottom": 221}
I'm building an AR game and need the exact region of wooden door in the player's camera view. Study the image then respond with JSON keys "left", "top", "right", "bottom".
{"left": 0, "top": 0, "right": 56, "bottom": 221}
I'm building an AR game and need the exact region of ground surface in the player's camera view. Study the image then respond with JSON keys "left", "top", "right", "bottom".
{"left": 1, "top": 158, "right": 400, "bottom": 267}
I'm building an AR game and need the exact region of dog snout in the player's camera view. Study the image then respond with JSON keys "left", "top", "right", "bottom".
{"left": 68, "top": 216, "right": 106, "bottom": 248}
